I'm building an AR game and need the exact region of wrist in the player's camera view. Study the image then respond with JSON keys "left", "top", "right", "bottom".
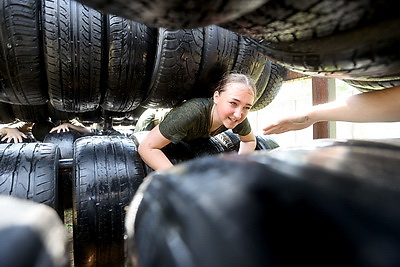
{"left": 306, "top": 108, "right": 322, "bottom": 124}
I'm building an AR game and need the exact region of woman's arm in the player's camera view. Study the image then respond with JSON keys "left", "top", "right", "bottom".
{"left": 238, "top": 130, "right": 257, "bottom": 154}
{"left": 263, "top": 86, "right": 400, "bottom": 135}
{"left": 138, "top": 125, "right": 174, "bottom": 171}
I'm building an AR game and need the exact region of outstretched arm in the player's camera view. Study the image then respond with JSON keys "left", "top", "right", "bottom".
{"left": 138, "top": 125, "right": 174, "bottom": 171}
{"left": 263, "top": 86, "right": 400, "bottom": 135}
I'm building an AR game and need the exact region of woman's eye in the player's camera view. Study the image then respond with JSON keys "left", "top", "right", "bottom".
{"left": 229, "top": 102, "right": 237, "bottom": 106}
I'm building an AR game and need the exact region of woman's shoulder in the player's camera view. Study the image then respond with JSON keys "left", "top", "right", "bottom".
{"left": 163, "top": 98, "right": 212, "bottom": 123}
{"left": 179, "top": 98, "right": 212, "bottom": 109}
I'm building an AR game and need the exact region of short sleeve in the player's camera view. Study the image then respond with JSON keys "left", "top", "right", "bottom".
{"left": 232, "top": 118, "right": 252, "bottom": 136}
{"left": 159, "top": 100, "right": 209, "bottom": 144}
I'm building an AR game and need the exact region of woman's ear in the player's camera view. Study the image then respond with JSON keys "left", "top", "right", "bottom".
{"left": 213, "top": 90, "right": 220, "bottom": 103}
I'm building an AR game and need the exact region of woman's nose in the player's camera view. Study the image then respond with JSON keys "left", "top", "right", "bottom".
{"left": 233, "top": 108, "right": 242, "bottom": 118}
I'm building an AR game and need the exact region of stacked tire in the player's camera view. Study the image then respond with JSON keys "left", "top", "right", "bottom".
{"left": 72, "top": 136, "right": 145, "bottom": 266}
{"left": 0, "top": 143, "right": 63, "bottom": 217}
{"left": 126, "top": 138, "right": 400, "bottom": 267}
{"left": 72, "top": 0, "right": 400, "bottom": 86}
{"left": 0, "top": 0, "right": 286, "bottom": 124}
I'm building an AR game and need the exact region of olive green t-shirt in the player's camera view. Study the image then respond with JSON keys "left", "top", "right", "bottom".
{"left": 159, "top": 98, "right": 251, "bottom": 144}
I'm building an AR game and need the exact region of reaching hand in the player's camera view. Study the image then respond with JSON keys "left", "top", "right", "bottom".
{"left": 263, "top": 114, "right": 314, "bottom": 135}
{"left": 49, "top": 123, "right": 71, "bottom": 133}
{"left": 0, "top": 128, "right": 27, "bottom": 143}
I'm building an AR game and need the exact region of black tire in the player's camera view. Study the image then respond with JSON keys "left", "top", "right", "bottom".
{"left": 43, "top": 131, "right": 83, "bottom": 159}
{"left": 0, "top": 0, "right": 47, "bottom": 105}
{"left": 221, "top": 0, "right": 400, "bottom": 78}
{"left": 73, "top": 136, "right": 145, "bottom": 267}
{"left": 42, "top": 0, "right": 103, "bottom": 112}
{"left": 232, "top": 36, "right": 268, "bottom": 84}
{"left": 213, "top": 130, "right": 241, "bottom": 152}
{"left": 0, "top": 101, "right": 15, "bottom": 123}
{"left": 141, "top": 28, "right": 204, "bottom": 108}
{"left": 12, "top": 104, "right": 50, "bottom": 123}
{"left": 47, "top": 103, "right": 78, "bottom": 122}
{"left": 299, "top": 138, "right": 400, "bottom": 152}
{"left": 342, "top": 76, "right": 400, "bottom": 91}
{"left": 213, "top": 131, "right": 280, "bottom": 152}
{"left": 0, "top": 143, "right": 62, "bottom": 217}
{"left": 76, "top": 108, "right": 104, "bottom": 124}
{"left": 44, "top": 131, "right": 83, "bottom": 211}
{"left": 72, "top": 0, "right": 268, "bottom": 29}
{"left": 191, "top": 25, "right": 240, "bottom": 98}
{"left": 0, "top": 196, "right": 70, "bottom": 267}
{"left": 255, "top": 135, "right": 279, "bottom": 150}
{"left": 126, "top": 143, "right": 400, "bottom": 267}
{"left": 251, "top": 62, "right": 287, "bottom": 111}
{"left": 185, "top": 137, "right": 226, "bottom": 157}
{"left": 265, "top": 138, "right": 400, "bottom": 190}
{"left": 252, "top": 59, "right": 271, "bottom": 104}
{"left": 102, "top": 16, "right": 156, "bottom": 112}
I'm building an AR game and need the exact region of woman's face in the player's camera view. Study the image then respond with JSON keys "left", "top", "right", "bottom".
{"left": 213, "top": 82, "right": 255, "bottom": 129}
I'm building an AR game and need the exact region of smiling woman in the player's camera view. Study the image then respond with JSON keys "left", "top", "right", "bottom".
{"left": 138, "top": 72, "right": 258, "bottom": 171}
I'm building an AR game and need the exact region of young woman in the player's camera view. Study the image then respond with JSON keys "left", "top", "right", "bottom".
{"left": 138, "top": 73, "right": 257, "bottom": 171}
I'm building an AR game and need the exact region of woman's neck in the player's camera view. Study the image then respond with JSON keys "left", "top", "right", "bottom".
{"left": 210, "top": 104, "right": 222, "bottom": 133}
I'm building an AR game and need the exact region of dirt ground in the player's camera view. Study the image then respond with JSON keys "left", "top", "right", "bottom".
{"left": 64, "top": 209, "right": 74, "bottom": 266}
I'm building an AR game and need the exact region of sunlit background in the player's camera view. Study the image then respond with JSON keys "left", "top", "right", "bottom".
{"left": 248, "top": 78, "right": 400, "bottom": 148}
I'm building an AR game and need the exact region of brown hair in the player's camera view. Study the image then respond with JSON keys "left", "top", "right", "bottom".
{"left": 215, "top": 72, "right": 257, "bottom": 96}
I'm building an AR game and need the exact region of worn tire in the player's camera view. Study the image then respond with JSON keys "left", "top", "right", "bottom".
{"left": 251, "top": 62, "right": 286, "bottom": 111}
{"left": 12, "top": 104, "right": 50, "bottom": 123}
{"left": 126, "top": 141, "right": 400, "bottom": 267}
{"left": 191, "top": 25, "right": 239, "bottom": 98}
{"left": 42, "top": 0, "right": 103, "bottom": 112}
{"left": 0, "top": 143, "right": 62, "bottom": 217}
{"left": 44, "top": 131, "right": 82, "bottom": 210}
{"left": 342, "top": 76, "right": 400, "bottom": 92}
{"left": 213, "top": 131, "right": 280, "bottom": 152}
{"left": 72, "top": 0, "right": 268, "bottom": 29}
{"left": 222, "top": 0, "right": 400, "bottom": 78}
{"left": 102, "top": 16, "right": 156, "bottom": 112}
{"left": 44, "top": 131, "right": 83, "bottom": 159}
{"left": 0, "top": 101, "right": 15, "bottom": 123}
{"left": 73, "top": 136, "right": 145, "bottom": 267}
{"left": 255, "top": 135, "right": 279, "bottom": 150}
{"left": 0, "top": 0, "right": 47, "bottom": 105}
{"left": 0, "top": 196, "right": 69, "bottom": 267}
{"left": 213, "top": 130, "right": 241, "bottom": 152}
{"left": 232, "top": 36, "right": 268, "bottom": 84}
{"left": 141, "top": 28, "right": 203, "bottom": 108}
{"left": 252, "top": 59, "right": 271, "bottom": 104}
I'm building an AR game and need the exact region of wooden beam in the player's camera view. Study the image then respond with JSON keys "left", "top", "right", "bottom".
{"left": 284, "top": 69, "right": 308, "bottom": 82}
{"left": 312, "top": 77, "right": 329, "bottom": 139}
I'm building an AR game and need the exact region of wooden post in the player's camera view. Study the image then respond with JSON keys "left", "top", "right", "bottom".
{"left": 312, "top": 77, "right": 329, "bottom": 139}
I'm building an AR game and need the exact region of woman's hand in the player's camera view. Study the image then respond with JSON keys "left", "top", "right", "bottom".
{"left": 238, "top": 131, "right": 256, "bottom": 154}
{"left": 263, "top": 114, "right": 314, "bottom": 135}
{"left": 0, "top": 128, "right": 27, "bottom": 143}
{"left": 49, "top": 123, "right": 71, "bottom": 133}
